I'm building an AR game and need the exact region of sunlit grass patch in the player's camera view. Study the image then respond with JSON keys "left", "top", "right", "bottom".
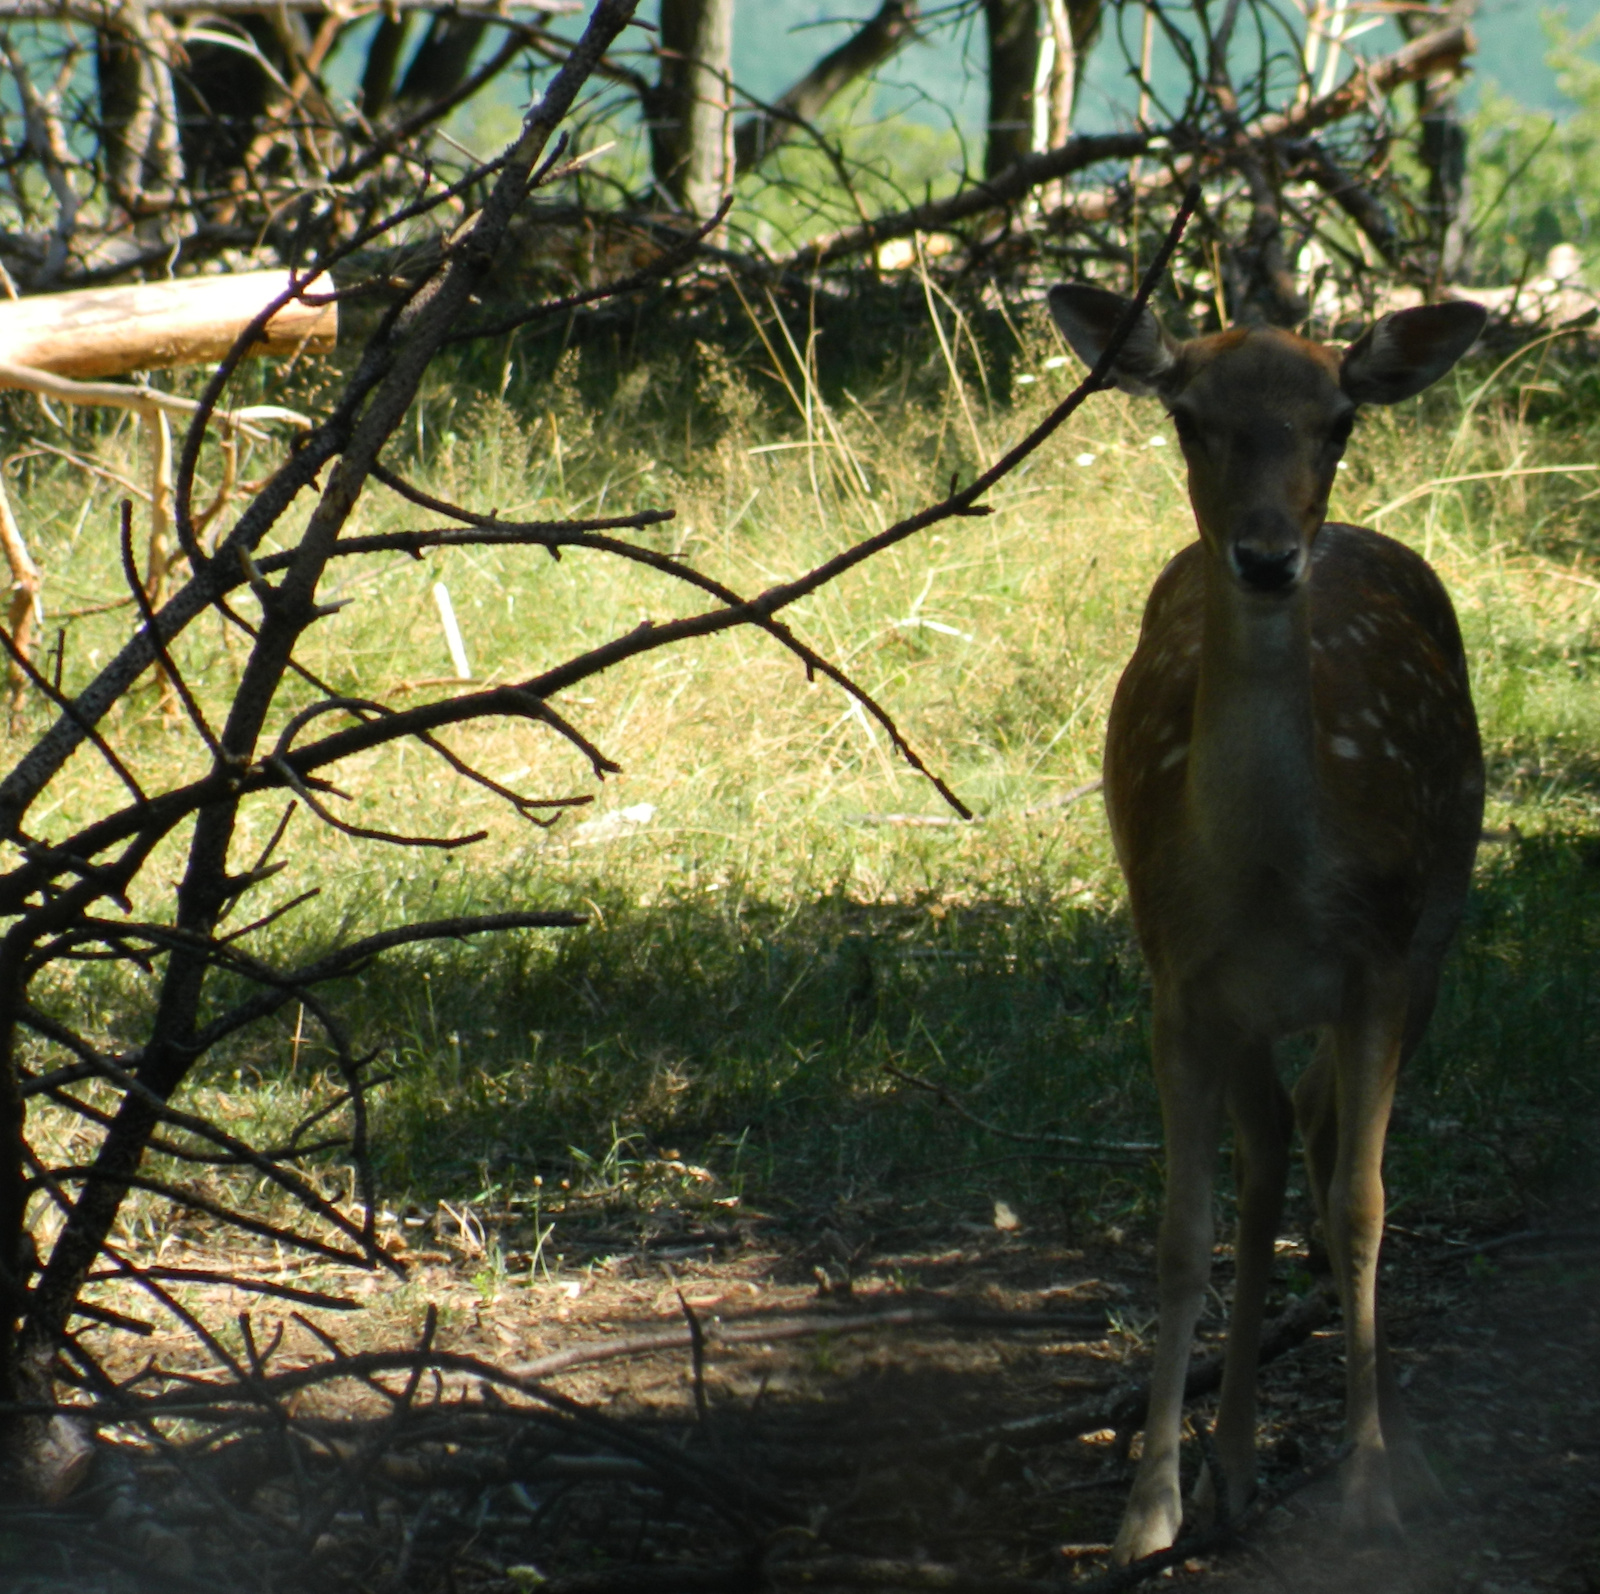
{"left": 9, "top": 309, "right": 1600, "bottom": 1244}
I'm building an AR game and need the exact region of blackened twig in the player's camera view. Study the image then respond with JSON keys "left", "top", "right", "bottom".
{"left": 679, "top": 1291, "right": 708, "bottom": 1421}
{"left": 184, "top": 911, "right": 587, "bottom": 1057}
{"left": 118, "top": 501, "right": 220, "bottom": 758}
{"left": 48, "top": 1168, "right": 383, "bottom": 1271}
{"left": 86, "top": 1267, "right": 360, "bottom": 1312}
{"left": 0, "top": 621, "right": 145, "bottom": 804}
{"left": 267, "top": 754, "right": 489, "bottom": 850}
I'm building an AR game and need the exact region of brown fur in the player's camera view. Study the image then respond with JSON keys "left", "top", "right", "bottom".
{"left": 1043, "top": 288, "right": 1486, "bottom": 1564}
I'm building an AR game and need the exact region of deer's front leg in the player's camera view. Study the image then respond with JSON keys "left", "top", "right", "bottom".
{"left": 1203, "top": 1040, "right": 1294, "bottom": 1521}
{"left": 1114, "top": 1001, "right": 1224, "bottom": 1565}
{"left": 1327, "top": 975, "right": 1407, "bottom": 1543}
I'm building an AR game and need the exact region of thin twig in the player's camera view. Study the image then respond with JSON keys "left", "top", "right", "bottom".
{"left": 508, "top": 1301, "right": 1108, "bottom": 1383}
{"left": 885, "top": 1064, "right": 1159, "bottom": 1157}
{"left": 119, "top": 500, "right": 221, "bottom": 757}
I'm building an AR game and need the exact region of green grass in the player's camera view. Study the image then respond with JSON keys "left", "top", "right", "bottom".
{"left": 8, "top": 300, "right": 1600, "bottom": 1252}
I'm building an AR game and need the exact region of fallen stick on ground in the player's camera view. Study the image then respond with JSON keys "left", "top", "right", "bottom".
{"left": 510, "top": 1300, "right": 1111, "bottom": 1381}
{"left": 847, "top": 777, "right": 1105, "bottom": 828}
{"left": 0, "top": 360, "right": 310, "bottom": 438}
{"left": 769, "top": 1555, "right": 1061, "bottom": 1591}
{"left": 538, "top": 1565, "right": 756, "bottom": 1594}
{"left": 1460, "top": 1226, "right": 1600, "bottom": 1255}
{"left": 885, "top": 1062, "right": 1160, "bottom": 1158}
{"left": 925, "top": 1286, "right": 1336, "bottom": 1460}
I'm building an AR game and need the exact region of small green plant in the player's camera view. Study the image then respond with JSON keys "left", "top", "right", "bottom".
{"left": 810, "top": 1333, "right": 842, "bottom": 1377}
{"left": 527, "top": 1178, "right": 558, "bottom": 1283}
{"left": 472, "top": 1238, "right": 509, "bottom": 1306}
{"left": 1284, "top": 1266, "right": 1317, "bottom": 1299}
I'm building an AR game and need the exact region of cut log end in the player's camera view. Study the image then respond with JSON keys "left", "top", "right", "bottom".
{"left": 23, "top": 1412, "right": 95, "bottom": 1504}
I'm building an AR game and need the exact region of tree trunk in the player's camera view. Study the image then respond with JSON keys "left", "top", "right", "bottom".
{"left": 1036, "top": 0, "right": 1101, "bottom": 150}
{"left": 0, "top": 947, "right": 25, "bottom": 1425}
{"left": 983, "top": 0, "right": 1037, "bottom": 180}
{"left": 360, "top": 15, "right": 410, "bottom": 117}
{"left": 171, "top": 13, "right": 284, "bottom": 192}
{"left": 94, "top": 0, "right": 184, "bottom": 218}
{"left": 650, "top": 0, "right": 734, "bottom": 216}
{"left": 733, "top": 0, "right": 919, "bottom": 174}
{"left": 394, "top": 15, "right": 490, "bottom": 110}
{"left": 1400, "top": 2, "right": 1475, "bottom": 283}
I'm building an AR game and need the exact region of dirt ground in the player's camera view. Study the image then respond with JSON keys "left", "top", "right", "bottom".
{"left": 5, "top": 1187, "right": 1600, "bottom": 1593}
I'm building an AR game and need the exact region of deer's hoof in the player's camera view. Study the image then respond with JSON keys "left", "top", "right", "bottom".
{"left": 1340, "top": 1449, "right": 1406, "bottom": 1548}
{"left": 1190, "top": 1442, "right": 1256, "bottom": 1530}
{"left": 1390, "top": 1439, "right": 1448, "bottom": 1518}
{"left": 1112, "top": 1483, "right": 1183, "bottom": 1566}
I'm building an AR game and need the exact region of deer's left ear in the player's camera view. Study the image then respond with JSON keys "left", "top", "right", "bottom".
{"left": 1340, "top": 301, "right": 1487, "bottom": 406}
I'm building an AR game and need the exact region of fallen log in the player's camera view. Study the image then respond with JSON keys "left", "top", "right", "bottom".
{"left": 0, "top": 270, "right": 336, "bottom": 381}
{"left": 0, "top": 270, "right": 329, "bottom": 722}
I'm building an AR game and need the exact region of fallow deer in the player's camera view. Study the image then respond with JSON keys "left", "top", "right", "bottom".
{"left": 1047, "top": 286, "right": 1487, "bottom": 1562}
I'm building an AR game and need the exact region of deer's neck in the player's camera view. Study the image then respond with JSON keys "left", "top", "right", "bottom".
{"left": 1187, "top": 554, "right": 1319, "bottom": 868}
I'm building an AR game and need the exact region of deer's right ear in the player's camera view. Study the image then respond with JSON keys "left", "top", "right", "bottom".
{"left": 1048, "top": 284, "right": 1178, "bottom": 398}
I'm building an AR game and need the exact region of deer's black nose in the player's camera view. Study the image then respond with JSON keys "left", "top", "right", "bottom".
{"left": 1233, "top": 544, "right": 1301, "bottom": 592}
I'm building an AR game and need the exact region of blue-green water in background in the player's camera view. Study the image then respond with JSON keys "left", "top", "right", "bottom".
{"left": 728, "top": 0, "right": 1600, "bottom": 134}
{"left": 328, "top": 1, "right": 1600, "bottom": 145}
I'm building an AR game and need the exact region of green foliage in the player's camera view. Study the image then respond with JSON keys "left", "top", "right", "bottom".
{"left": 1470, "top": 13, "right": 1600, "bottom": 281}
{"left": 735, "top": 82, "right": 966, "bottom": 253}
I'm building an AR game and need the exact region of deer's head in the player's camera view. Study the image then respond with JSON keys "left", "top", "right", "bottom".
{"left": 1048, "top": 287, "right": 1486, "bottom": 597}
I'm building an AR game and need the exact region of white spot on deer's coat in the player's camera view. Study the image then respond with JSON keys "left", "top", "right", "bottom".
{"left": 1159, "top": 743, "right": 1189, "bottom": 771}
{"left": 1331, "top": 736, "right": 1361, "bottom": 760}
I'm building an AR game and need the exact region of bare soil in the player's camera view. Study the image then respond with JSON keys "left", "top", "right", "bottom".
{"left": 4, "top": 1192, "right": 1599, "bottom": 1593}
